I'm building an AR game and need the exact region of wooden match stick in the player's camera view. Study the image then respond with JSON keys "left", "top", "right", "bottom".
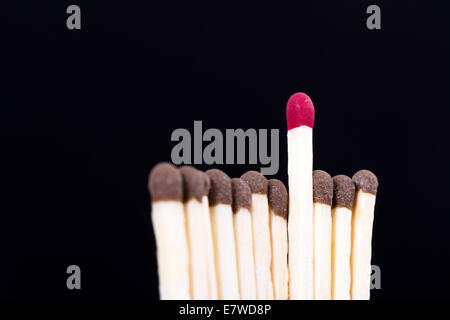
{"left": 331, "top": 175, "right": 355, "bottom": 300}
{"left": 286, "top": 92, "right": 315, "bottom": 299}
{"left": 350, "top": 170, "right": 378, "bottom": 300}
{"left": 206, "top": 169, "right": 240, "bottom": 299}
{"left": 241, "top": 171, "right": 274, "bottom": 300}
{"left": 199, "top": 172, "right": 218, "bottom": 299}
{"left": 180, "top": 166, "right": 213, "bottom": 299}
{"left": 149, "top": 162, "right": 190, "bottom": 300}
{"left": 312, "top": 170, "right": 333, "bottom": 300}
{"left": 231, "top": 178, "right": 257, "bottom": 300}
{"left": 268, "top": 179, "right": 288, "bottom": 300}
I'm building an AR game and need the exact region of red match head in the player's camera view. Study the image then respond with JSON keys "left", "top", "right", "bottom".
{"left": 286, "top": 92, "right": 315, "bottom": 130}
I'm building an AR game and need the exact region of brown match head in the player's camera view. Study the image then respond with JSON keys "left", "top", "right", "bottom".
{"left": 206, "top": 169, "right": 232, "bottom": 206}
{"left": 268, "top": 179, "right": 288, "bottom": 219}
{"left": 313, "top": 170, "right": 333, "bottom": 206}
{"left": 332, "top": 175, "right": 355, "bottom": 209}
{"left": 240, "top": 170, "right": 268, "bottom": 194}
{"left": 201, "top": 171, "right": 211, "bottom": 197}
{"left": 231, "top": 178, "right": 251, "bottom": 213}
{"left": 148, "top": 162, "right": 183, "bottom": 202}
{"left": 352, "top": 170, "right": 378, "bottom": 195}
{"left": 180, "top": 166, "right": 209, "bottom": 202}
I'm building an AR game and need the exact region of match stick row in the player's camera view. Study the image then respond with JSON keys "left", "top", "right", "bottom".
{"left": 149, "top": 91, "right": 378, "bottom": 300}
{"left": 312, "top": 170, "right": 379, "bottom": 300}
{"left": 148, "top": 163, "right": 377, "bottom": 300}
{"left": 149, "top": 164, "right": 288, "bottom": 300}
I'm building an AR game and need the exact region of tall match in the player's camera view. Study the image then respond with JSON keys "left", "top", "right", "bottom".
{"left": 351, "top": 170, "right": 378, "bottom": 300}
{"left": 312, "top": 170, "right": 333, "bottom": 300}
{"left": 268, "top": 179, "right": 289, "bottom": 300}
{"left": 286, "top": 92, "right": 315, "bottom": 299}
{"left": 180, "top": 166, "right": 215, "bottom": 299}
{"left": 231, "top": 178, "right": 257, "bottom": 300}
{"left": 207, "top": 169, "right": 240, "bottom": 300}
{"left": 331, "top": 175, "right": 355, "bottom": 300}
{"left": 241, "top": 171, "right": 274, "bottom": 300}
{"left": 149, "top": 163, "right": 190, "bottom": 300}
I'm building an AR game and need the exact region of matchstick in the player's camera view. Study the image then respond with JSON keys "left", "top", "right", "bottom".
{"left": 149, "top": 162, "right": 190, "bottom": 300}
{"left": 200, "top": 172, "right": 218, "bottom": 300}
{"left": 241, "top": 171, "right": 274, "bottom": 300}
{"left": 231, "top": 178, "right": 257, "bottom": 300}
{"left": 180, "top": 166, "right": 213, "bottom": 299}
{"left": 286, "top": 92, "right": 315, "bottom": 299}
{"left": 312, "top": 170, "right": 333, "bottom": 300}
{"left": 350, "top": 170, "right": 378, "bottom": 300}
{"left": 331, "top": 175, "right": 355, "bottom": 300}
{"left": 206, "top": 169, "right": 240, "bottom": 299}
{"left": 268, "top": 179, "right": 288, "bottom": 300}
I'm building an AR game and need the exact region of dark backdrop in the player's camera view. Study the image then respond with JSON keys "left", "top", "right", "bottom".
{"left": 2, "top": 1, "right": 449, "bottom": 300}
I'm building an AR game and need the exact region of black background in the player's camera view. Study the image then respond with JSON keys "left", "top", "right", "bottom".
{"left": 1, "top": 0, "right": 449, "bottom": 302}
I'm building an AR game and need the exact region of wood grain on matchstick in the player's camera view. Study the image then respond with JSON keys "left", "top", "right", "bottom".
{"left": 149, "top": 163, "right": 190, "bottom": 300}
{"left": 351, "top": 170, "right": 378, "bottom": 300}
{"left": 241, "top": 171, "right": 274, "bottom": 300}
{"left": 207, "top": 169, "right": 240, "bottom": 300}
{"left": 232, "top": 178, "right": 256, "bottom": 300}
{"left": 268, "top": 179, "right": 288, "bottom": 300}
{"left": 331, "top": 175, "right": 355, "bottom": 300}
{"left": 313, "top": 170, "right": 333, "bottom": 300}
{"left": 181, "top": 166, "right": 214, "bottom": 299}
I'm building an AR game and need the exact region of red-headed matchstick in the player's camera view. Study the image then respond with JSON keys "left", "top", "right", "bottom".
{"left": 286, "top": 92, "right": 315, "bottom": 299}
